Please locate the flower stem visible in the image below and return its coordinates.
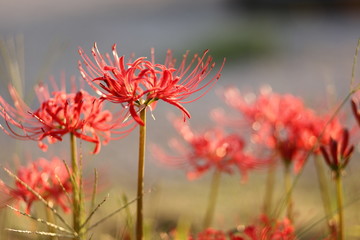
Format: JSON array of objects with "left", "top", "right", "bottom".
[
  {"left": 70, "top": 133, "right": 85, "bottom": 240},
  {"left": 284, "top": 163, "right": 293, "bottom": 222},
  {"left": 335, "top": 172, "right": 344, "bottom": 240},
  {"left": 314, "top": 155, "right": 333, "bottom": 233},
  {"left": 45, "top": 202, "right": 58, "bottom": 240},
  {"left": 203, "top": 169, "right": 221, "bottom": 229},
  {"left": 136, "top": 108, "right": 147, "bottom": 240},
  {"left": 263, "top": 162, "right": 276, "bottom": 216}
]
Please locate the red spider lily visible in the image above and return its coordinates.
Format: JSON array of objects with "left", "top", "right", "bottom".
[
  {"left": 78, "top": 43, "right": 224, "bottom": 126},
  {"left": 188, "top": 216, "right": 297, "bottom": 240},
  {"left": 152, "top": 118, "right": 265, "bottom": 180},
  {"left": 320, "top": 128, "right": 354, "bottom": 174},
  {"left": 0, "top": 76, "right": 135, "bottom": 154},
  {"left": 351, "top": 95, "right": 360, "bottom": 126},
  {"left": 238, "top": 215, "right": 297, "bottom": 240},
  {"left": 0, "top": 157, "right": 71, "bottom": 213},
  {"left": 302, "top": 114, "right": 344, "bottom": 154},
  {"left": 218, "top": 86, "right": 331, "bottom": 172}
]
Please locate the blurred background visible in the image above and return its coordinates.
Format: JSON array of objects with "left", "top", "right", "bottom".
[{"left": 1, "top": 0, "right": 360, "bottom": 238}]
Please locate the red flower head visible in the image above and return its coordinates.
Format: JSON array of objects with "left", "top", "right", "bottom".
[
  {"left": 351, "top": 94, "right": 360, "bottom": 127},
  {"left": 188, "top": 228, "right": 228, "bottom": 240},
  {"left": 188, "top": 215, "right": 297, "bottom": 240},
  {"left": 219, "top": 87, "right": 324, "bottom": 172},
  {"left": 152, "top": 118, "right": 264, "bottom": 180},
  {"left": 0, "top": 157, "right": 72, "bottom": 213},
  {"left": 320, "top": 128, "right": 354, "bottom": 175},
  {"left": 78, "top": 43, "right": 224, "bottom": 126},
  {"left": 223, "top": 215, "right": 297, "bottom": 240},
  {"left": 242, "top": 215, "right": 297, "bottom": 240},
  {"left": 0, "top": 76, "right": 134, "bottom": 154}
]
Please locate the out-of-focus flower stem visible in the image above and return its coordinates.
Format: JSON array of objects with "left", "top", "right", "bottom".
[
  {"left": 70, "top": 133, "right": 86, "bottom": 240},
  {"left": 335, "top": 172, "right": 344, "bottom": 240},
  {"left": 284, "top": 163, "right": 293, "bottom": 223},
  {"left": 263, "top": 162, "right": 276, "bottom": 216},
  {"left": 45, "top": 202, "right": 58, "bottom": 240},
  {"left": 314, "top": 155, "right": 333, "bottom": 233},
  {"left": 136, "top": 108, "right": 147, "bottom": 240},
  {"left": 203, "top": 169, "right": 221, "bottom": 229}
]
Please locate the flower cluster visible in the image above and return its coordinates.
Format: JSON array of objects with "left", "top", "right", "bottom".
[
  {"left": 153, "top": 118, "right": 264, "bottom": 180},
  {"left": 218, "top": 86, "right": 343, "bottom": 172},
  {"left": 237, "top": 215, "right": 297, "bottom": 240},
  {"left": 79, "top": 43, "right": 224, "bottom": 125},
  {"left": 0, "top": 157, "right": 71, "bottom": 213},
  {"left": 188, "top": 215, "right": 297, "bottom": 240},
  {"left": 0, "top": 43, "right": 223, "bottom": 240},
  {"left": 0, "top": 77, "right": 134, "bottom": 154}
]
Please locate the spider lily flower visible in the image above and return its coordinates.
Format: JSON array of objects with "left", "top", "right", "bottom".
[
  {"left": 0, "top": 157, "right": 71, "bottom": 213},
  {"left": 188, "top": 216, "right": 297, "bottom": 240},
  {"left": 218, "top": 87, "right": 327, "bottom": 172},
  {"left": 320, "top": 128, "right": 354, "bottom": 175},
  {"left": 238, "top": 215, "right": 297, "bottom": 240},
  {"left": 152, "top": 118, "right": 264, "bottom": 180},
  {"left": 0, "top": 77, "right": 135, "bottom": 154},
  {"left": 78, "top": 43, "right": 224, "bottom": 126},
  {"left": 351, "top": 95, "right": 360, "bottom": 127}
]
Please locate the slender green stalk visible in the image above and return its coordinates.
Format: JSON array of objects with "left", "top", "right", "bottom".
[
  {"left": 70, "top": 133, "right": 86, "bottom": 240},
  {"left": 3, "top": 167, "right": 73, "bottom": 231},
  {"left": 284, "top": 163, "right": 293, "bottom": 222},
  {"left": 45, "top": 202, "right": 59, "bottom": 240},
  {"left": 263, "top": 162, "right": 276, "bottom": 216},
  {"left": 272, "top": 40, "right": 360, "bottom": 220},
  {"left": 272, "top": 92, "right": 355, "bottom": 221},
  {"left": 203, "top": 169, "right": 222, "bottom": 229},
  {"left": 335, "top": 172, "right": 344, "bottom": 240},
  {"left": 86, "top": 197, "right": 139, "bottom": 232},
  {"left": 136, "top": 108, "right": 147, "bottom": 240},
  {"left": 88, "top": 169, "right": 98, "bottom": 227},
  {"left": 0, "top": 209, "right": 8, "bottom": 239},
  {"left": 6, "top": 205, "right": 74, "bottom": 235},
  {"left": 314, "top": 155, "right": 333, "bottom": 233},
  {"left": 122, "top": 194, "right": 135, "bottom": 240}
]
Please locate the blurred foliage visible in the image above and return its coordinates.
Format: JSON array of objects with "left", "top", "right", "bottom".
[
  {"left": 184, "top": 24, "right": 277, "bottom": 65},
  {"left": 225, "top": 0, "right": 360, "bottom": 12}
]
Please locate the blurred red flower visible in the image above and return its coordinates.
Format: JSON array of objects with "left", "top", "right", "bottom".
[
  {"left": 0, "top": 76, "right": 134, "bottom": 154},
  {"left": 78, "top": 43, "right": 224, "bottom": 126},
  {"left": 0, "top": 157, "right": 71, "bottom": 213},
  {"left": 320, "top": 128, "right": 354, "bottom": 174},
  {"left": 239, "top": 215, "right": 297, "bottom": 240},
  {"left": 152, "top": 118, "right": 265, "bottom": 180},
  {"left": 217, "top": 86, "right": 341, "bottom": 172},
  {"left": 188, "top": 215, "right": 297, "bottom": 240}
]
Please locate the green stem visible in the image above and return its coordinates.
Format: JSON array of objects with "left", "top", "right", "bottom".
[
  {"left": 273, "top": 91, "right": 355, "bottom": 220},
  {"left": 263, "top": 162, "right": 276, "bottom": 216},
  {"left": 45, "top": 202, "right": 58, "bottom": 240},
  {"left": 335, "top": 172, "right": 344, "bottom": 240},
  {"left": 203, "top": 169, "right": 222, "bottom": 229},
  {"left": 136, "top": 108, "right": 147, "bottom": 240},
  {"left": 314, "top": 155, "right": 333, "bottom": 233},
  {"left": 70, "top": 133, "right": 85, "bottom": 240},
  {"left": 284, "top": 163, "right": 293, "bottom": 222}
]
